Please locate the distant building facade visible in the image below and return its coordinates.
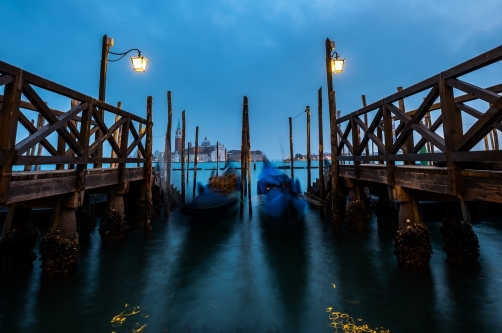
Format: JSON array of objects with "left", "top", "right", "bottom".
[{"left": 226, "top": 150, "right": 264, "bottom": 162}]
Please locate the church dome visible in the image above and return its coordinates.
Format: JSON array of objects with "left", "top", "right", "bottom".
[{"left": 201, "top": 136, "right": 210, "bottom": 147}]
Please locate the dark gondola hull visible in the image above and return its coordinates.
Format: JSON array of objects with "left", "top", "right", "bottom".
[{"left": 181, "top": 191, "right": 239, "bottom": 215}]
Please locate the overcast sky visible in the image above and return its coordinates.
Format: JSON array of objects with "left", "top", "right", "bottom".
[{"left": 2, "top": 0, "right": 502, "bottom": 160}]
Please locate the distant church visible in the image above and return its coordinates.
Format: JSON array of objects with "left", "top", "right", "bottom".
[{"left": 171, "top": 119, "right": 226, "bottom": 162}]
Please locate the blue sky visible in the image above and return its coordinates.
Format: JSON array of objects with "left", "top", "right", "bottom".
[{"left": 2, "top": 0, "right": 502, "bottom": 160}]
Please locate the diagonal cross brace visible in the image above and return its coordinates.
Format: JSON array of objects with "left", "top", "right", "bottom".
[
  {"left": 90, "top": 107, "right": 122, "bottom": 158},
  {"left": 386, "top": 103, "right": 445, "bottom": 152},
  {"left": 88, "top": 116, "right": 127, "bottom": 156},
  {"left": 391, "top": 84, "right": 439, "bottom": 154},
  {"left": 21, "top": 83, "right": 84, "bottom": 156},
  {"left": 454, "top": 95, "right": 502, "bottom": 152}
]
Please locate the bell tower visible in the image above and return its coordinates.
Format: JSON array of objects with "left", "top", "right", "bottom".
[{"left": 174, "top": 118, "right": 182, "bottom": 153}]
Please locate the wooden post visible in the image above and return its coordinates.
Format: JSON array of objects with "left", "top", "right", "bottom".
[
  {"left": 111, "top": 102, "right": 122, "bottom": 168},
  {"left": 328, "top": 91, "right": 339, "bottom": 215},
  {"left": 306, "top": 106, "right": 311, "bottom": 193},
  {"left": 361, "top": 95, "right": 370, "bottom": 162},
  {"left": 0, "top": 70, "right": 22, "bottom": 205},
  {"left": 181, "top": 110, "right": 186, "bottom": 206},
  {"left": 397, "top": 87, "right": 414, "bottom": 165},
  {"left": 240, "top": 97, "right": 247, "bottom": 216},
  {"left": 24, "top": 119, "right": 36, "bottom": 171},
  {"left": 351, "top": 116, "right": 360, "bottom": 182},
  {"left": 317, "top": 87, "right": 324, "bottom": 199},
  {"left": 163, "top": 91, "right": 172, "bottom": 214},
  {"left": 383, "top": 101, "right": 395, "bottom": 192},
  {"left": 246, "top": 105, "right": 252, "bottom": 216},
  {"left": 216, "top": 141, "right": 219, "bottom": 176},
  {"left": 193, "top": 126, "right": 199, "bottom": 199},
  {"left": 34, "top": 114, "right": 45, "bottom": 172},
  {"left": 144, "top": 96, "right": 153, "bottom": 233},
  {"left": 186, "top": 141, "right": 190, "bottom": 184},
  {"left": 289, "top": 117, "right": 294, "bottom": 179},
  {"left": 493, "top": 129, "right": 499, "bottom": 150},
  {"left": 137, "top": 123, "right": 143, "bottom": 167}
]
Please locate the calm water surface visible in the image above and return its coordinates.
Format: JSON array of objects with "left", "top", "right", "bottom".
[{"left": 1, "top": 161, "right": 502, "bottom": 332}]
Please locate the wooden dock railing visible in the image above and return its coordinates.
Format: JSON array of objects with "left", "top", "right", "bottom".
[
  {"left": 0, "top": 60, "right": 150, "bottom": 206},
  {"left": 334, "top": 44, "right": 502, "bottom": 202}
]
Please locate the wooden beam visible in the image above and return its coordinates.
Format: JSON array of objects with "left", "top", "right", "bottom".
[
  {"left": 17, "top": 111, "right": 58, "bottom": 156},
  {"left": 0, "top": 71, "right": 22, "bottom": 204},
  {"left": 357, "top": 106, "right": 383, "bottom": 157},
  {"left": 21, "top": 84, "right": 84, "bottom": 156},
  {"left": 337, "top": 121, "right": 353, "bottom": 155},
  {"left": 442, "top": 44, "right": 502, "bottom": 79},
  {"left": 446, "top": 78, "right": 501, "bottom": 104},
  {"left": 129, "top": 123, "right": 147, "bottom": 158},
  {"left": 90, "top": 107, "right": 122, "bottom": 159},
  {"left": 391, "top": 84, "right": 439, "bottom": 154},
  {"left": 454, "top": 96, "right": 502, "bottom": 152},
  {"left": 14, "top": 101, "right": 86, "bottom": 156},
  {"left": 88, "top": 116, "right": 127, "bottom": 156},
  {"left": 353, "top": 116, "right": 385, "bottom": 155},
  {"left": 0, "top": 74, "right": 13, "bottom": 87},
  {"left": 456, "top": 102, "right": 502, "bottom": 131},
  {"left": 412, "top": 116, "right": 443, "bottom": 154},
  {"left": 386, "top": 103, "right": 446, "bottom": 152}
]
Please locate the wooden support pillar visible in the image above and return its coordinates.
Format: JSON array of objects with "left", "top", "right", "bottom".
[
  {"left": 0, "top": 70, "right": 22, "bottom": 205},
  {"left": 289, "top": 116, "right": 294, "bottom": 179},
  {"left": 382, "top": 101, "right": 395, "bottom": 188},
  {"left": 144, "top": 96, "right": 153, "bottom": 232},
  {"left": 181, "top": 110, "right": 186, "bottom": 206},
  {"left": 246, "top": 104, "right": 252, "bottom": 216},
  {"left": 439, "top": 73, "right": 468, "bottom": 223},
  {"left": 193, "top": 126, "right": 199, "bottom": 199},
  {"left": 163, "top": 91, "right": 172, "bottom": 214},
  {"left": 361, "top": 95, "right": 370, "bottom": 162},
  {"left": 240, "top": 97, "right": 247, "bottom": 216},
  {"left": 306, "top": 106, "right": 311, "bottom": 193},
  {"left": 350, "top": 116, "right": 360, "bottom": 180},
  {"left": 216, "top": 141, "right": 219, "bottom": 176},
  {"left": 111, "top": 101, "right": 122, "bottom": 168},
  {"left": 397, "top": 87, "right": 414, "bottom": 165},
  {"left": 393, "top": 186, "right": 423, "bottom": 228},
  {"left": 318, "top": 87, "right": 324, "bottom": 199}
]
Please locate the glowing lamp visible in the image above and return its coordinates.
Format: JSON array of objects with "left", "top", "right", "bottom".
[
  {"left": 331, "top": 57, "right": 344, "bottom": 74},
  {"left": 130, "top": 55, "right": 149, "bottom": 72}
]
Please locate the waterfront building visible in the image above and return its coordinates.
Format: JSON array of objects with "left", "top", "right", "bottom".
[{"left": 226, "top": 150, "right": 264, "bottom": 162}]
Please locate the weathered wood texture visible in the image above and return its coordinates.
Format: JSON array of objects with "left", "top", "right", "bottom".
[
  {"left": 0, "top": 60, "right": 150, "bottom": 206},
  {"left": 331, "top": 44, "right": 502, "bottom": 204}
]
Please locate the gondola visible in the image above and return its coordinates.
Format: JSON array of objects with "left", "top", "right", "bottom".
[
  {"left": 181, "top": 165, "right": 240, "bottom": 215},
  {"left": 257, "top": 158, "right": 307, "bottom": 223}
]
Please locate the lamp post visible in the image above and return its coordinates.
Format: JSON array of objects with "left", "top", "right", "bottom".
[
  {"left": 96, "top": 34, "right": 148, "bottom": 167},
  {"left": 324, "top": 38, "right": 345, "bottom": 226}
]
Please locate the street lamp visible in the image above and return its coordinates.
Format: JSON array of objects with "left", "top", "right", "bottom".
[
  {"left": 324, "top": 38, "right": 344, "bottom": 226},
  {"left": 96, "top": 34, "right": 148, "bottom": 167}
]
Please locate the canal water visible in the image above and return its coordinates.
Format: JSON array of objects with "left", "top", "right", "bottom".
[{"left": 1, "top": 161, "right": 502, "bottom": 332}]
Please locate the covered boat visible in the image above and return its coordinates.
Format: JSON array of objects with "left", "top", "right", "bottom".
[
  {"left": 181, "top": 165, "right": 240, "bottom": 215},
  {"left": 257, "top": 158, "right": 306, "bottom": 222}
]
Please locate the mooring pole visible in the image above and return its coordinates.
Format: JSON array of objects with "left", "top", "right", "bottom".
[
  {"left": 240, "top": 97, "right": 247, "bottom": 216},
  {"left": 164, "top": 91, "right": 172, "bottom": 214},
  {"left": 137, "top": 123, "right": 143, "bottom": 167},
  {"left": 193, "top": 126, "right": 199, "bottom": 199},
  {"left": 289, "top": 117, "right": 294, "bottom": 179},
  {"left": 181, "top": 110, "right": 186, "bottom": 206},
  {"left": 318, "top": 87, "right": 324, "bottom": 200},
  {"left": 306, "top": 106, "right": 311, "bottom": 194},
  {"left": 187, "top": 141, "right": 190, "bottom": 184},
  {"left": 216, "top": 141, "right": 219, "bottom": 176},
  {"left": 34, "top": 114, "right": 45, "bottom": 172},
  {"left": 325, "top": 38, "right": 339, "bottom": 227},
  {"left": 246, "top": 105, "right": 252, "bottom": 216},
  {"left": 361, "top": 95, "right": 370, "bottom": 162},
  {"left": 145, "top": 96, "right": 153, "bottom": 233}
]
